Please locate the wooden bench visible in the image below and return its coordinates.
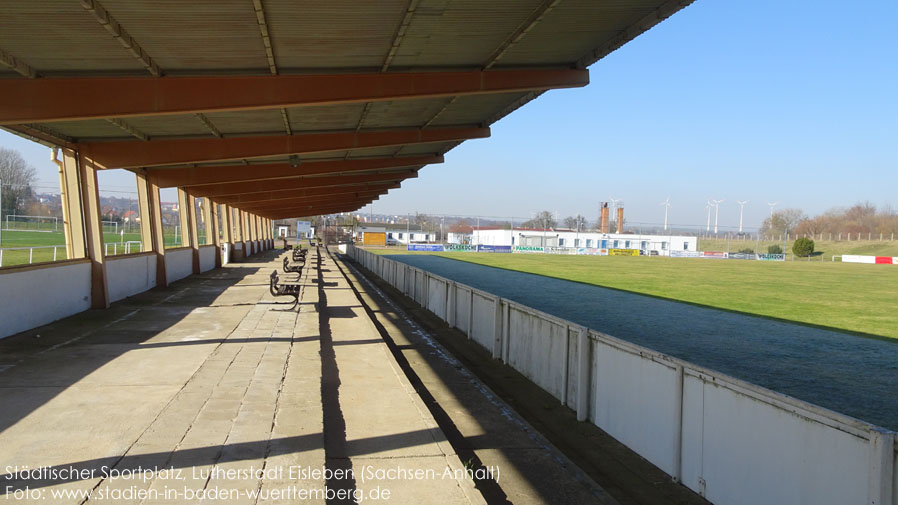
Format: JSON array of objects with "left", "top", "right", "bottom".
[{"left": 269, "top": 270, "right": 301, "bottom": 310}]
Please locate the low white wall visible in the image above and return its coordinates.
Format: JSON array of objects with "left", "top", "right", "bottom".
[
  {"left": 107, "top": 254, "right": 156, "bottom": 303},
  {"left": 0, "top": 261, "right": 91, "bottom": 339},
  {"left": 165, "top": 248, "right": 193, "bottom": 285},
  {"left": 348, "top": 246, "right": 897, "bottom": 505},
  {"left": 199, "top": 245, "right": 216, "bottom": 272}
]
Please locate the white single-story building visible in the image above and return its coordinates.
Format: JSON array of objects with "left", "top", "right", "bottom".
[
  {"left": 472, "top": 227, "right": 698, "bottom": 255},
  {"left": 356, "top": 224, "right": 436, "bottom": 245}
]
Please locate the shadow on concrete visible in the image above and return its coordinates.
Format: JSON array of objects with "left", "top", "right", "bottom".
[
  {"left": 339, "top": 253, "right": 711, "bottom": 505},
  {"left": 316, "top": 251, "right": 358, "bottom": 505},
  {"left": 0, "top": 250, "right": 282, "bottom": 436},
  {"left": 0, "top": 429, "right": 440, "bottom": 492}
]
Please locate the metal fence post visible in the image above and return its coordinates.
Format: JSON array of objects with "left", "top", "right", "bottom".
[
  {"left": 493, "top": 297, "right": 503, "bottom": 359},
  {"left": 467, "top": 289, "right": 474, "bottom": 339},
  {"left": 673, "top": 364, "right": 685, "bottom": 483},
  {"left": 576, "top": 326, "right": 590, "bottom": 422},
  {"left": 867, "top": 428, "right": 894, "bottom": 505}
]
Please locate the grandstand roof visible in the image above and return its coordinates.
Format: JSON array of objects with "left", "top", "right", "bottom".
[{"left": 0, "top": 0, "right": 693, "bottom": 218}]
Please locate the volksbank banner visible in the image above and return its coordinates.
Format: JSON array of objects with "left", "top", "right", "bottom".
[
  {"left": 407, "top": 244, "right": 444, "bottom": 252},
  {"left": 757, "top": 253, "right": 786, "bottom": 261},
  {"left": 444, "top": 244, "right": 476, "bottom": 252},
  {"left": 477, "top": 245, "right": 512, "bottom": 253}
]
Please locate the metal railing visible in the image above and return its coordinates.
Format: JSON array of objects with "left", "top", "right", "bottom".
[
  {"left": 104, "top": 241, "right": 142, "bottom": 257},
  {"left": 0, "top": 245, "right": 65, "bottom": 267}
]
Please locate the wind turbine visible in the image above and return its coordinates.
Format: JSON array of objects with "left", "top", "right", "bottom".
[
  {"left": 711, "top": 199, "right": 724, "bottom": 234},
  {"left": 736, "top": 200, "right": 749, "bottom": 233},
  {"left": 767, "top": 202, "right": 778, "bottom": 219},
  {"left": 660, "top": 197, "right": 671, "bottom": 231},
  {"left": 705, "top": 200, "right": 712, "bottom": 233}
]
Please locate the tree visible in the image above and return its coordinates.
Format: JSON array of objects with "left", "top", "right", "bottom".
[
  {"left": 0, "top": 147, "right": 37, "bottom": 216},
  {"left": 522, "top": 210, "right": 556, "bottom": 229},
  {"left": 792, "top": 237, "right": 814, "bottom": 257},
  {"left": 760, "top": 208, "right": 805, "bottom": 236},
  {"left": 563, "top": 214, "right": 588, "bottom": 231},
  {"left": 767, "top": 244, "right": 783, "bottom": 254}
]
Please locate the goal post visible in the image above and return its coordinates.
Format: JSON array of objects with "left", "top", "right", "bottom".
[{"left": 3, "top": 215, "right": 59, "bottom": 232}]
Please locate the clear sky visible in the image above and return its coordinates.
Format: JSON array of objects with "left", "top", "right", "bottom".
[{"left": 2, "top": 0, "right": 895, "bottom": 231}]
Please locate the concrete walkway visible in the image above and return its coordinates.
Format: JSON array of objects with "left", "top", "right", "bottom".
[{"left": 0, "top": 248, "right": 483, "bottom": 504}]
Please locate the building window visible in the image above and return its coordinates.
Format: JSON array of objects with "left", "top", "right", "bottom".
[
  {"left": 662, "top": 242, "right": 668, "bottom": 250},
  {"left": 625, "top": 240, "right": 630, "bottom": 249},
  {"left": 398, "top": 233, "right": 403, "bottom": 239},
  {"left": 586, "top": 239, "right": 592, "bottom": 247},
  {"left": 574, "top": 238, "right": 580, "bottom": 247},
  {"left": 641, "top": 241, "right": 648, "bottom": 250},
  {"left": 559, "top": 238, "right": 565, "bottom": 247},
  {"left": 684, "top": 241, "right": 689, "bottom": 250},
  {"left": 613, "top": 240, "right": 619, "bottom": 248},
  {"left": 387, "top": 233, "right": 393, "bottom": 239}
]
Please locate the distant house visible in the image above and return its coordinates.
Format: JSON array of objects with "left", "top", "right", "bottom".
[
  {"left": 122, "top": 210, "right": 138, "bottom": 223},
  {"left": 356, "top": 224, "right": 435, "bottom": 245}
]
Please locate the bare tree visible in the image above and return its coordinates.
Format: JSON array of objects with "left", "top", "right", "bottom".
[
  {"left": 523, "top": 210, "right": 556, "bottom": 229},
  {"left": 0, "top": 147, "right": 37, "bottom": 215},
  {"left": 563, "top": 214, "right": 588, "bottom": 231},
  {"left": 760, "top": 208, "right": 805, "bottom": 236}
]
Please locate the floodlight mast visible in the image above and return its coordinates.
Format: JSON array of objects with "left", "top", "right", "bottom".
[
  {"left": 737, "top": 200, "right": 749, "bottom": 233},
  {"left": 767, "top": 202, "right": 778, "bottom": 219}
]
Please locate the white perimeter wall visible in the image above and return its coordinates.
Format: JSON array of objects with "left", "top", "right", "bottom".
[
  {"left": 0, "top": 261, "right": 91, "bottom": 339},
  {"left": 107, "top": 254, "right": 156, "bottom": 303},
  {"left": 199, "top": 246, "right": 216, "bottom": 272},
  {"left": 349, "top": 246, "right": 896, "bottom": 505},
  {"left": 165, "top": 248, "right": 193, "bottom": 284}
]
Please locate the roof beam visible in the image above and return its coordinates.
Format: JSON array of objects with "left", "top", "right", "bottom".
[
  {"left": 105, "top": 118, "right": 148, "bottom": 141},
  {"left": 79, "top": 0, "right": 161, "bottom": 77},
  {"left": 239, "top": 192, "right": 385, "bottom": 212},
  {"left": 214, "top": 182, "right": 400, "bottom": 205},
  {"left": 78, "top": 127, "right": 486, "bottom": 168},
  {"left": 0, "top": 48, "right": 38, "bottom": 78},
  {"left": 483, "top": 0, "right": 562, "bottom": 69},
  {"left": 262, "top": 202, "right": 371, "bottom": 219},
  {"left": 189, "top": 170, "right": 416, "bottom": 198},
  {"left": 0, "top": 69, "right": 588, "bottom": 124},
  {"left": 148, "top": 155, "right": 441, "bottom": 188}
]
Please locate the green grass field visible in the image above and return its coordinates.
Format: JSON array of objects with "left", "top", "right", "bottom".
[
  {"left": 369, "top": 248, "right": 898, "bottom": 340},
  {"left": 696, "top": 237, "right": 898, "bottom": 258}
]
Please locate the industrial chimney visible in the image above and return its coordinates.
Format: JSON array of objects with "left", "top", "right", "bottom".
[
  {"left": 600, "top": 203, "right": 610, "bottom": 234},
  {"left": 616, "top": 206, "right": 624, "bottom": 233}
]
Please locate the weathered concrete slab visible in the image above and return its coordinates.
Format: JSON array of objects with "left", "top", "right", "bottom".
[{"left": 0, "top": 248, "right": 486, "bottom": 505}]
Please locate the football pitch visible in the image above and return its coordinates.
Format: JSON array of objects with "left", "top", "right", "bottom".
[
  {"left": 371, "top": 249, "right": 898, "bottom": 340},
  {"left": 0, "top": 229, "right": 192, "bottom": 267}
]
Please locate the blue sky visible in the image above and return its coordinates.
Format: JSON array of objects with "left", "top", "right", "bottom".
[{"left": 2, "top": 0, "right": 896, "bottom": 230}]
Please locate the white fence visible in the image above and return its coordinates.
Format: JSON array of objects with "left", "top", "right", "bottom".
[
  {"left": 348, "top": 245, "right": 896, "bottom": 505},
  {"left": 0, "top": 245, "right": 66, "bottom": 266}
]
